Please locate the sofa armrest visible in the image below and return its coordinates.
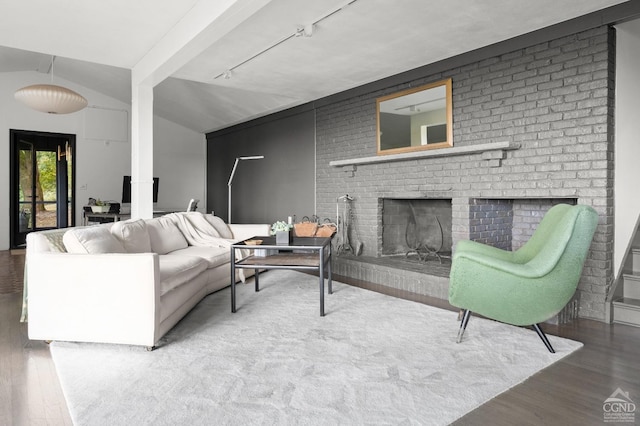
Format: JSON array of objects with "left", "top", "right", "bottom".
[
  {"left": 229, "top": 223, "right": 271, "bottom": 241},
  {"left": 27, "top": 252, "right": 161, "bottom": 347}
]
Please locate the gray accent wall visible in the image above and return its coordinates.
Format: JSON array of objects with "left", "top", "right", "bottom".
[{"left": 206, "top": 108, "right": 315, "bottom": 225}]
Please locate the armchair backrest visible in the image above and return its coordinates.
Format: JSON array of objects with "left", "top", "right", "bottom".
[{"left": 512, "top": 204, "right": 597, "bottom": 270}]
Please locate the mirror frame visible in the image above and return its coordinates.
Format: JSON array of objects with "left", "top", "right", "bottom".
[{"left": 376, "top": 78, "right": 453, "bottom": 155}]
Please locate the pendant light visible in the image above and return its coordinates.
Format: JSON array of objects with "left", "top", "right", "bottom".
[{"left": 14, "top": 56, "right": 88, "bottom": 114}]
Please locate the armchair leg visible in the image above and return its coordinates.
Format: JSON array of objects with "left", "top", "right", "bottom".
[
  {"left": 532, "top": 324, "right": 555, "bottom": 353},
  {"left": 456, "top": 310, "right": 472, "bottom": 343}
]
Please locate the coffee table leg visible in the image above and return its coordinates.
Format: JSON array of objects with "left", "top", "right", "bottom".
[
  {"left": 328, "top": 250, "right": 333, "bottom": 295},
  {"left": 231, "top": 250, "right": 236, "bottom": 313},
  {"left": 255, "top": 269, "right": 260, "bottom": 292},
  {"left": 319, "top": 249, "right": 325, "bottom": 316}
]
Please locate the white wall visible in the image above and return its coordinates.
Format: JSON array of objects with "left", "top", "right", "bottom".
[
  {"left": 614, "top": 19, "right": 640, "bottom": 276},
  {"left": 0, "top": 71, "right": 205, "bottom": 250},
  {"left": 153, "top": 116, "right": 206, "bottom": 212}
]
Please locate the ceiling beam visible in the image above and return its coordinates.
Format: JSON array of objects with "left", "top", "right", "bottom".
[
  {"left": 128, "top": 0, "right": 271, "bottom": 218},
  {"left": 132, "top": 0, "right": 272, "bottom": 87}
]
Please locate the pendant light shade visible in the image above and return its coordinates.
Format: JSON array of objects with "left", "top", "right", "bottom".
[{"left": 14, "top": 84, "right": 88, "bottom": 114}]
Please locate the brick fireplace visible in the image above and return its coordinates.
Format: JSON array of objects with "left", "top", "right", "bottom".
[{"left": 315, "top": 25, "right": 613, "bottom": 321}]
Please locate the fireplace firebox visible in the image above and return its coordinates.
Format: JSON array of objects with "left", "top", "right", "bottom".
[{"left": 381, "top": 198, "right": 453, "bottom": 261}]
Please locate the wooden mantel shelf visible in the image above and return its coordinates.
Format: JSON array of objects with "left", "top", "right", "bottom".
[{"left": 329, "top": 141, "right": 521, "bottom": 167}]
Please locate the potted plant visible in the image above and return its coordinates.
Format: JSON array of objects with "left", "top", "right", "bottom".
[
  {"left": 271, "top": 220, "right": 293, "bottom": 245},
  {"left": 91, "top": 199, "right": 111, "bottom": 213}
]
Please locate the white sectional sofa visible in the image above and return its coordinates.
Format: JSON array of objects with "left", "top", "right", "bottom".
[{"left": 24, "top": 212, "right": 269, "bottom": 349}]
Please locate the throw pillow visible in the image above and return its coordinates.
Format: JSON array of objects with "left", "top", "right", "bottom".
[
  {"left": 204, "top": 215, "right": 234, "bottom": 239},
  {"left": 63, "top": 226, "right": 127, "bottom": 254},
  {"left": 44, "top": 231, "right": 67, "bottom": 253},
  {"left": 110, "top": 219, "right": 152, "bottom": 253},
  {"left": 146, "top": 217, "right": 189, "bottom": 254}
]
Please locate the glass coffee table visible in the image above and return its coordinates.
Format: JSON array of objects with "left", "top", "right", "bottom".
[{"left": 230, "top": 236, "right": 333, "bottom": 316}]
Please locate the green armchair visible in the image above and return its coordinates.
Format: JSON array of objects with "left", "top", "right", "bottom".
[{"left": 448, "top": 204, "right": 598, "bottom": 352}]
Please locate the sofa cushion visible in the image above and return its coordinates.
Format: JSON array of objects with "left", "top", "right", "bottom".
[
  {"left": 63, "top": 226, "right": 126, "bottom": 254},
  {"left": 167, "top": 246, "right": 230, "bottom": 269},
  {"left": 146, "top": 217, "right": 189, "bottom": 255},
  {"left": 204, "top": 215, "right": 234, "bottom": 239},
  {"left": 158, "top": 255, "right": 208, "bottom": 295},
  {"left": 110, "top": 219, "right": 152, "bottom": 253}
]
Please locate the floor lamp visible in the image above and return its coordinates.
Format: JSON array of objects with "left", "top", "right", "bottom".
[{"left": 227, "top": 155, "right": 264, "bottom": 223}]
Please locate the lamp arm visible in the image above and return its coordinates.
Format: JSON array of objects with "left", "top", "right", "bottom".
[
  {"left": 227, "top": 155, "right": 264, "bottom": 223},
  {"left": 227, "top": 158, "right": 240, "bottom": 222},
  {"left": 227, "top": 158, "right": 240, "bottom": 187}
]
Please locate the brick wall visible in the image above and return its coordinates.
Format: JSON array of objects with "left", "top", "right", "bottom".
[
  {"left": 316, "top": 26, "right": 614, "bottom": 321},
  {"left": 511, "top": 198, "right": 577, "bottom": 249},
  {"left": 468, "top": 199, "right": 513, "bottom": 250}
]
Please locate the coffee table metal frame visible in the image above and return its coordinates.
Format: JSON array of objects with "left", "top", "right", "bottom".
[{"left": 230, "top": 236, "right": 333, "bottom": 316}]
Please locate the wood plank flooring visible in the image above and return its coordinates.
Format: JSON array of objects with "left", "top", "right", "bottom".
[
  {"left": 1, "top": 249, "right": 639, "bottom": 425},
  {"left": 0, "top": 250, "right": 72, "bottom": 426}
]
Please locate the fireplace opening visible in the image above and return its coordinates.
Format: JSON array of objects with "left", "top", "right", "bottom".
[{"left": 381, "top": 198, "right": 453, "bottom": 262}]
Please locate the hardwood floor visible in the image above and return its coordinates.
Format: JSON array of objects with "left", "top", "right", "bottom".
[
  {"left": 0, "top": 250, "right": 72, "bottom": 426},
  {"left": 1, "top": 249, "right": 638, "bottom": 425}
]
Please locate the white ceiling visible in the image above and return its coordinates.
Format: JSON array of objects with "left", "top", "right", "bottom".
[{"left": 0, "top": 0, "right": 629, "bottom": 134}]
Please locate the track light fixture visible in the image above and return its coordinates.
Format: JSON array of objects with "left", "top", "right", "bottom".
[
  {"left": 295, "top": 24, "right": 313, "bottom": 37},
  {"left": 213, "top": 0, "right": 358, "bottom": 80}
]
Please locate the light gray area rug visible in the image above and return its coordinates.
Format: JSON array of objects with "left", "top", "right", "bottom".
[{"left": 51, "top": 270, "right": 582, "bottom": 425}]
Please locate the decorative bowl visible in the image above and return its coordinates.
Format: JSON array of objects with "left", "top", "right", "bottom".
[
  {"left": 245, "top": 239, "right": 263, "bottom": 245},
  {"left": 91, "top": 205, "right": 110, "bottom": 213}
]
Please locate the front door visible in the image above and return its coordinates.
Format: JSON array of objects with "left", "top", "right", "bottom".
[{"left": 10, "top": 130, "right": 75, "bottom": 248}]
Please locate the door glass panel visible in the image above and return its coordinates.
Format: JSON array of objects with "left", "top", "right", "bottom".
[
  {"left": 68, "top": 159, "right": 73, "bottom": 226},
  {"left": 35, "top": 150, "right": 58, "bottom": 228},
  {"left": 18, "top": 144, "right": 34, "bottom": 233}
]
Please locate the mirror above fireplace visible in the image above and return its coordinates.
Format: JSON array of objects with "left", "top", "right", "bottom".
[{"left": 377, "top": 78, "right": 453, "bottom": 155}]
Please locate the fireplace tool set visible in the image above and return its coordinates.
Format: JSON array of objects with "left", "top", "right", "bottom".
[{"left": 335, "top": 194, "right": 363, "bottom": 256}]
